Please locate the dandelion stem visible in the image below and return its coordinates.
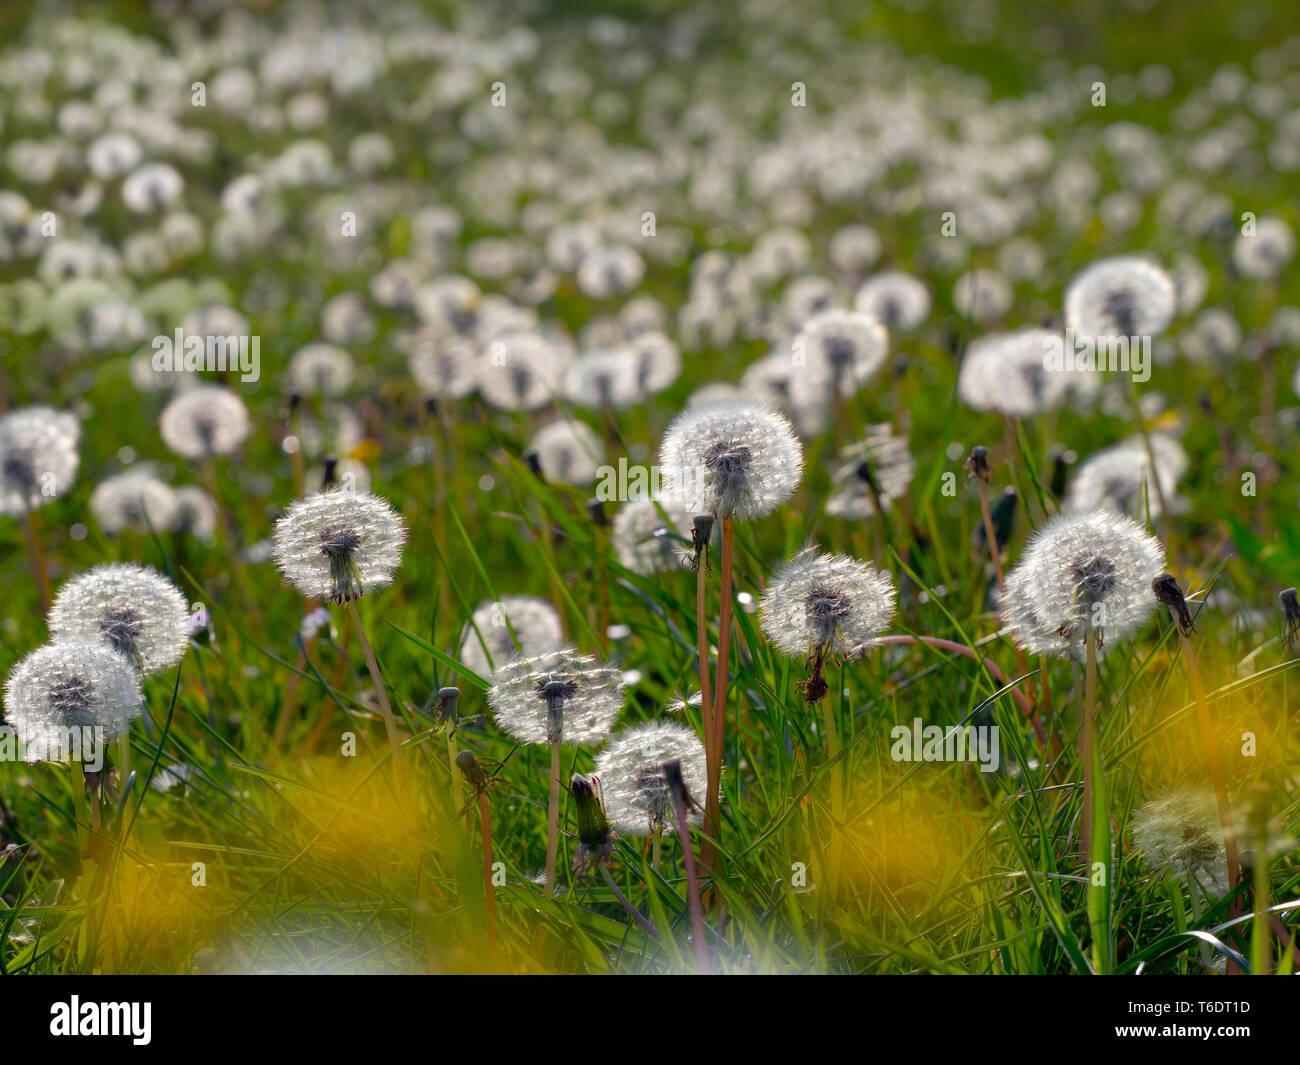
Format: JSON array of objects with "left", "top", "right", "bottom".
[
  {"left": 1083, "top": 635, "right": 1111, "bottom": 974},
  {"left": 476, "top": 789, "right": 497, "bottom": 944},
  {"left": 344, "top": 601, "right": 412, "bottom": 806},
  {"left": 545, "top": 739, "right": 561, "bottom": 892},
  {"left": 671, "top": 776, "right": 710, "bottom": 974},
  {"left": 704, "top": 517, "right": 735, "bottom": 874},
  {"left": 696, "top": 538, "right": 717, "bottom": 867},
  {"left": 1251, "top": 818, "right": 1270, "bottom": 975},
  {"left": 20, "top": 502, "right": 51, "bottom": 614},
  {"left": 820, "top": 684, "right": 843, "bottom": 894},
  {"left": 600, "top": 863, "right": 659, "bottom": 941},
  {"left": 1175, "top": 623, "right": 1242, "bottom": 964}
]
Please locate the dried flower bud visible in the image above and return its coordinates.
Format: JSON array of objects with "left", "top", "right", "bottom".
[
  {"left": 1152, "top": 572, "right": 1195, "bottom": 638},
  {"left": 1280, "top": 588, "right": 1300, "bottom": 652},
  {"left": 437, "top": 686, "right": 460, "bottom": 724},
  {"left": 965, "top": 445, "right": 991, "bottom": 482}
]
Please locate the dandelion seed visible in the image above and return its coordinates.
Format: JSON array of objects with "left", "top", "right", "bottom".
[
  {"left": 594, "top": 720, "right": 708, "bottom": 837},
  {"left": 658, "top": 399, "right": 803, "bottom": 521},
  {"left": 1000, "top": 508, "right": 1165, "bottom": 659},
  {"left": 3, "top": 638, "right": 143, "bottom": 760},
  {"left": 271, "top": 488, "right": 407, "bottom": 604},
  {"left": 173, "top": 485, "right": 218, "bottom": 542},
  {"left": 486, "top": 647, "right": 623, "bottom": 746},
  {"left": 160, "top": 385, "right": 252, "bottom": 460},
  {"left": 48, "top": 563, "right": 191, "bottom": 675},
  {"left": 458, "top": 595, "right": 564, "bottom": 678}
]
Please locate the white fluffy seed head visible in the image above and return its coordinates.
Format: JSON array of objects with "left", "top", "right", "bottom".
[
  {"left": 1132, "top": 790, "right": 1229, "bottom": 895},
  {"left": 1065, "top": 255, "right": 1177, "bottom": 340},
  {"left": 478, "top": 332, "right": 571, "bottom": 411},
  {"left": 48, "top": 562, "right": 191, "bottom": 676},
  {"left": 287, "top": 342, "right": 354, "bottom": 397},
  {"left": 89, "top": 471, "right": 180, "bottom": 535},
  {"left": 789, "top": 310, "right": 889, "bottom": 408},
  {"left": 593, "top": 720, "right": 708, "bottom": 836},
  {"left": 958, "top": 328, "right": 1075, "bottom": 418},
  {"left": 0, "top": 405, "right": 80, "bottom": 516},
  {"left": 826, "top": 427, "right": 915, "bottom": 519},
  {"left": 658, "top": 399, "right": 803, "bottom": 521},
  {"left": 487, "top": 647, "right": 623, "bottom": 746},
  {"left": 160, "top": 384, "right": 252, "bottom": 459},
  {"left": 854, "top": 271, "right": 930, "bottom": 331},
  {"left": 1000, "top": 508, "right": 1165, "bottom": 660},
  {"left": 566, "top": 349, "right": 646, "bottom": 411},
  {"left": 760, "top": 548, "right": 896, "bottom": 657},
  {"left": 610, "top": 498, "right": 693, "bottom": 575},
  {"left": 4, "top": 638, "right": 143, "bottom": 759},
  {"left": 458, "top": 595, "right": 565, "bottom": 678},
  {"left": 1064, "top": 434, "right": 1188, "bottom": 520},
  {"left": 527, "top": 418, "right": 604, "bottom": 485},
  {"left": 271, "top": 488, "right": 407, "bottom": 603}
]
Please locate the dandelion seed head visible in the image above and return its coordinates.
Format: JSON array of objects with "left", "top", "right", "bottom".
[
  {"left": 610, "top": 498, "right": 693, "bottom": 575},
  {"left": 825, "top": 426, "right": 915, "bottom": 519},
  {"left": 487, "top": 647, "right": 622, "bottom": 746},
  {"left": 89, "top": 470, "right": 180, "bottom": 535},
  {"left": 1064, "top": 434, "right": 1188, "bottom": 520},
  {"left": 1132, "top": 790, "right": 1229, "bottom": 894},
  {"left": 1232, "top": 217, "right": 1295, "bottom": 280},
  {"left": 658, "top": 399, "right": 802, "bottom": 521},
  {"left": 594, "top": 720, "right": 708, "bottom": 836},
  {"left": 853, "top": 271, "right": 931, "bottom": 331},
  {"left": 1000, "top": 508, "right": 1165, "bottom": 660},
  {"left": 566, "top": 348, "right": 645, "bottom": 410},
  {"left": 48, "top": 562, "right": 191, "bottom": 675},
  {"left": 287, "top": 342, "right": 354, "bottom": 397},
  {"left": 527, "top": 418, "right": 604, "bottom": 485},
  {"left": 160, "top": 385, "right": 252, "bottom": 460},
  {"left": 789, "top": 310, "right": 889, "bottom": 407},
  {"left": 3, "top": 638, "right": 143, "bottom": 760},
  {"left": 0, "top": 406, "right": 80, "bottom": 516},
  {"left": 272, "top": 488, "right": 407, "bottom": 603},
  {"left": 958, "top": 328, "right": 1073, "bottom": 418},
  {"left": 478, "top": 332, "right": 571, "bottom": 412},
  {"left": 1065, "top": 255, "right": 1177, "bottom": 340},
  {"left": 760, "top": 548, "right": 896, "bottom": 657},
  {"left": 458, "top": 595, "right": 565, "bottom": 678}
]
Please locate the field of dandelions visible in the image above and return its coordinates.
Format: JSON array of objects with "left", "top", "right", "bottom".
[{"left": 1, "top": 1, "right": 1299, "bottom": 976}]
